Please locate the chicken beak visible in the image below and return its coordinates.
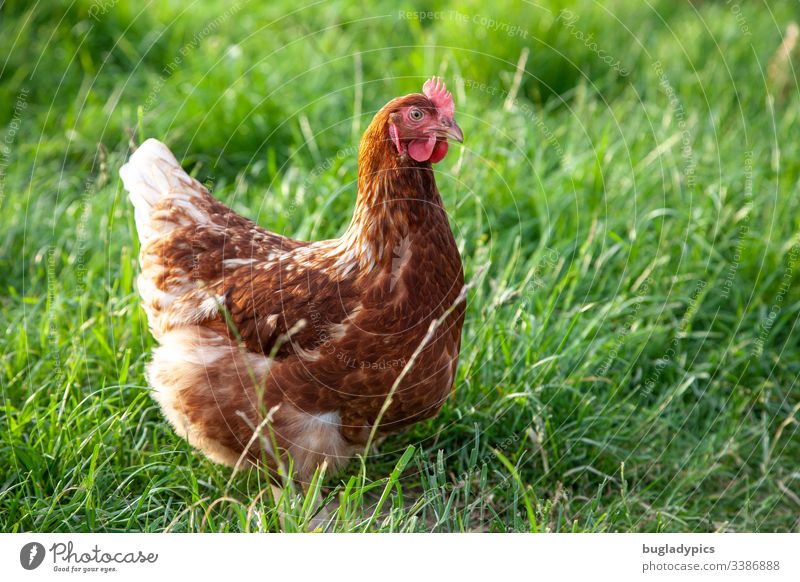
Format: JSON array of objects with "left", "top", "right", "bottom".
[{"left": 439, "top": 120, "right": 464, "bottom": 143}]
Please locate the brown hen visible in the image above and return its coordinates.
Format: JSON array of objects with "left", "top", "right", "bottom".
[{"left": 119, "top": 78, "right": 465, "bottom": 481}]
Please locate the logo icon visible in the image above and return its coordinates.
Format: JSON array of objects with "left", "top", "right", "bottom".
[{"left": 20, "top": 542, "right": 46, "bottom": 570}]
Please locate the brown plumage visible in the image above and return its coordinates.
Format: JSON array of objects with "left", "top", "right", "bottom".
[{"left": 120, "top": 78, "right": 465, "bottom": 481}]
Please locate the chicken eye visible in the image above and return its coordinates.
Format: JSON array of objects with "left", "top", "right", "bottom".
[{"left": 409, "top": 108, "right": 424, "bottom": 121}]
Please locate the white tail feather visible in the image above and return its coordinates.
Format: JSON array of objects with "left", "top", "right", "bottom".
[{"left": 119, "top": 138, "right": 207, "bottom": 245}]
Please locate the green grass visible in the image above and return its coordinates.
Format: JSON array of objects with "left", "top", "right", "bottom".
[{"left": 1, "top": 0, "right": 799, "bottom": 532}]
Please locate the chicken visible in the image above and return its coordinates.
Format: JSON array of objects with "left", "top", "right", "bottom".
[{"left": 119, "top": 78, "right": 465, "bottom": 481}]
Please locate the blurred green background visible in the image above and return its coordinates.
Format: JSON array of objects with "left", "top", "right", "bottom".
[{"left": 1, "top": 0, "right": 799, "bottom": 532}]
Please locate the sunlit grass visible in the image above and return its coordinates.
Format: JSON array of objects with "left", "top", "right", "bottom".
[{"left": 1, "top": 0, "right": 798, "bottom": 532}]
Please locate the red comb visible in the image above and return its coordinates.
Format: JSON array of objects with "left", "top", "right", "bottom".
[{"left": 422, "top": 77, "right": 454, "bottom": 117}]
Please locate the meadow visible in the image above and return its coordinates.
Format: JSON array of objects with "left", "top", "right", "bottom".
[{"left": 1, "top": 0, "right": 799, "bottom": 532}]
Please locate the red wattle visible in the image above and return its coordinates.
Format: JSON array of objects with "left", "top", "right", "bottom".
[
  {"left": 429, "top": 140, "right": 449, "bottom": 163},
  {"left": 408, "top": 135, "right": 436, "bottom": 162},
  {"left": 389, "top": 124, "right": 402, "bottom": 154}
]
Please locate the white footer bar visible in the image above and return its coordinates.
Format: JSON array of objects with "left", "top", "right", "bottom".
[{"left": 2, "top": 533, "right": 798, "bottom": 581}]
